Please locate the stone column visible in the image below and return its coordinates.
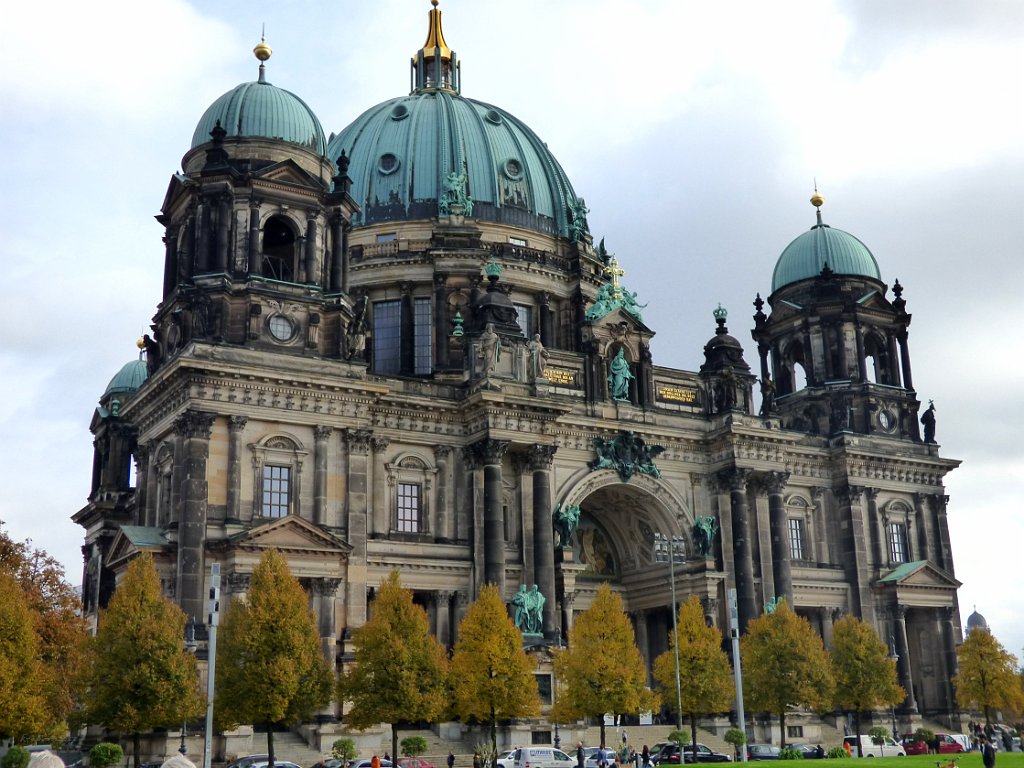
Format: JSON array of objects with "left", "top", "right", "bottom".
[
  {"left": 453, "top": 591, "right": 469, "bottom": 645},
  {"left": 894, "top": 605, "right": 918, "bottom": 712},
  {"left": 434, "top": 273, "right": 449, "bottom": 369},
  {"left": 400, "top": 281, "right": 414, "bottom": 376},
  {"left": 248, "top": 199, "right": 261, "bottom": 274},
  {"left": 174, "top": 410, "right": 215, "bottom": 623},
  {"left": 811, "top": 486, "right": 830, "bottom": 564},
  {"left": 720, "top": 468, "right": 756, "bottom": 633},
  {"left": 312, "top": 426, "right": 332, "bottom": 525},
  {"left": 371, "top": 437, "right": 391, "bottom": 536},
  {"left": 433, "top": 446, "right": 452, "bottom": 541},
  {"left": 836, "top": 485, "right": 874, "bottom": 622},
  {"left": 540, "top": 291, "right": 554, "bottom": 348},
  {"left": 344, "top": 429, "right": 372, "bottom": 627},
  {"left": 934, "top": 494, "right": 954, "bottom": 573},
  {"left": 820, "top": 607, "right": 837, "bottom": 649},
  {"left": 316, "top": 578, "right": 342, "bottom": 661},
  {"left": 329, "top": 214, "right": 344, "bottom": 292},
  {"left": 854, "top": 321, "right": 867, "bottom": 382},
  {"left": 635, "top": 608, "right": 651, "bottom": 682},
  {"left": 162, "top": 228, "right": 178, "bottom": 299},
  {"left": 195, "top": 201, "right": 210, "bottom": 274},
  {"left": 765, "top": 471, "right": 793, "bottom": 606},
  {"left": 887, "top": 333, "right": 903, "bottom": 387},
  {"left": 529, "top": 444, "right": 558, "bottom": 638},
  {"left": 216, "top": 194, "right": 230, "bottom": 273},
  {"left": 912, "top": 492, "right": 931, "bottom": 563},
  {"left": 898, "top": 331, "right": 914, "bottom": 391},
  {"left": 143, "top": 442, "right": 159, "bottom": 526},
  {"left": 304, "top": 210, "right": 318, "bottom": 287},
  {"left": 436, "top": 590, "right": 454, "bottom": 647},
  {"left": 941, "top": 607, "right": 959, "bottom": 713},
  {"left": 226, "top": 416, "right": 247, "bottom": 523},
  {"left": 563, "top": 590, "right": 577, "bottom": 636},
  {"left": 865, "top": 488, "right": 885, "bottom": 567},
  {"left": 475, "top": 439, "right": 510, "bottom": 592},
  {"left": 135, "top": 443, "right": 151, "bottom": 526}
]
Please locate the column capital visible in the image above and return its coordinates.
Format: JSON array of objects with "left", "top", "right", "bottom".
[
  {"left": 229, "top": 415, "right": 248, "bottom": 433},
  {"left": 371, "top": 436, "right": 391, "bottom": 453},
  {"left": 433, "top": 445, "right": 452, "bottom": 462},
  {"left": 528, "top": 444, "right": 557, "bottom": 471},
  {"left": 864, "top": 487, "right": 880, "bottom": 502},
  {"left": 763, "top": 470, "right": 790, "bottom": 495},
  {"left": 314, "top": 425, "right": 333, "bottom": 441},
  {"left": 343, "top": 428, "right": 373, "bottom": 455},
  {"left": 718, "top": 467, "right": 752, "bottom": 492},
  {"left": 174, "top": 409, "right": 215, "bottom": 440},
  {"left": 225, "top": 572, "right": 251, "bottom": 595},
  {"left": 836, "top": 485, "right": 863, "bottom": 506},
  {"left": 472, "top": 438, "right": 510, "bottom": 466},
  {"left": 436, "top": 590, "right": 455, "bottom": 607}
]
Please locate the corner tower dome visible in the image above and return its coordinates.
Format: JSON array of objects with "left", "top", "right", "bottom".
[
  {"left": 771, "top": 193, "right": 881, "bottom": 293},
  {"left": 191, "top": 37, "right": 327, "bottom": 155},
  {"left": 326, "top": 1, "right": 584, "bottom": 240}
]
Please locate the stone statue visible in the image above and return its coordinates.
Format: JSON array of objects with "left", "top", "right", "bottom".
[
  {"left": 553, "top": 502, "right": 581, "bottom": 547},
  {"left": 526, "top": 585, "right": 545, "bottom": 634},
  {"left": 759, "top": 374, "right": 775, "bottom": 416},
  {"left": 692, "top": 515, "right": 718, "bottom": 557},
  {"left": 569, "top": 197, "right": 589, "bottom": 242},
  {"left": 528, "top": 333, "right": 550, "bottom": 380},
  {"left": 478, "top": 322, "right": 501, "bottom": 377},
  {"left": 608, "top": 347, "right": 634, "bottom": 401},
  {"left": 589, "top": 431, "right": 665, "bottom": 482},
  {"left": 346, "top": 296, "right": 369, "bottom": 361},
  {"left": 921, "top": 400, "right": 936, "bottom": 443},
  {"left": 513, "top": 583, "right": 528, "bottom": 630},
  {"left": 439, "top": 169, "right": 473, "bottom": 216}
]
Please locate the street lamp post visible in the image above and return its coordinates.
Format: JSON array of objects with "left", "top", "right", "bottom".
[
  {"left": 889, "top": 637, "right": 900, "bottom": 740},
  {"left": 552, "top": 634, "right": 564, "bottom": 750},
  {"left": 654, "top": 533, "right": 685, "bottom": 731},
  {"left": 181, "top": 618, "right": 198, "bottom": 755},
  {"left": 204, "top": 563, "right": 221, "bottom": 768}
]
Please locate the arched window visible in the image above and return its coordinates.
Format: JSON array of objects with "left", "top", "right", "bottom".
[
  {"left": 385, "top": 454, "right": 436, "bottom": 536},
  {"left": 251, "top": 434, "right": 307, "bottom": 519},
  {"left": 262, "top": 216, "right": 298, "bottom": 283},
  {"left": 864, "top": 331, "right": 893, "bottom": 385},
  {"left": 778, "top": 338, "right": 807, "bottom": 395}
]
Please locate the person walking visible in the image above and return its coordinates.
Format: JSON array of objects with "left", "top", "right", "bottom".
[
  {"left": 641, "top": 745, "right": 650, "bottom": 768},
  {"left": 982, "top": 737, "right": 996, "bottom": 768},
  {"left": 577, "top": 743, "right": 585, "bottom": 768},
  {"left": 448, "top": 753, "right": 455, "bottom": 768},
  {"left": 473, "top": 753, "right": 482, "bottom": 768},
  {"left": 371, "top": 757, "right": 381, "bottom": 768}
]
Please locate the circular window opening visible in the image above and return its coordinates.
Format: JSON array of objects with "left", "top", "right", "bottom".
[
  {"left": 268, "top": 315, "right": 295, "bottom": 342},
  {"left": 390, "top": 104, "right": 409, "bottom": 121},
  {"left": 484, "top": 109, "right": 503, "bottom": 125},
  {"left": 503, "top": 158, "right": 523, "bottom": 180},
  {"left": 378, "top": 153, "right": 400, "bottom": 175}
]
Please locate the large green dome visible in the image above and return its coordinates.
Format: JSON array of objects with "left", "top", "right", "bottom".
[
  {"left": 772, "top": 221, "right": 881, "bottom": 293},
  {"left": 103, "top": 358, "right": 148, "bottom": 398}
]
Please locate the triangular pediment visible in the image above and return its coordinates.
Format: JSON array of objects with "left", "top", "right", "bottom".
[
  {"left": 106, "top": 525, "right": 170, "bottom": 570},
  {"left": 878, "top": 560, "right": 961, "bottom": 590},
  {"left": 253, "top": 159, "right": 324, "bottom": 190},
  {"left": 228, "top": 515, "right": 352, "bottom": 559},
  {"left": 160, "top": 172, "right": 194, "bottom": 219}
]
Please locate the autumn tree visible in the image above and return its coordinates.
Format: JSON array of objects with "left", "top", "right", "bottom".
[
  {"left": 741, "top": 600, "right": 833, "bottom": 747},
  {"left": 552, "top": 583, "right": 657, "bottom": 749},
  {"left": 653, "top": 596, "right": 733, "bottom": 751},
  {"left": 338, "top": 571, "right": 448, "bottom": 762},
  {"left": 954, "top": 629, "right": 1024, "bottom": 726},
  {"left": 79, "top": 553, "right": 204, "bottom": 767},
  {"left": 830, "top": 615, "right": 903, "bottom": 757},
  {"left": 0, "top": 523, "right": 89, "bottom": 740},
  {"left": 450, "top": 584, "right": 540, "bottom": 758},
  {"left": 215, "top": 549, "right": 333, "bottom": 765},
  {"left": 0, "top": 572, "right": 49, "bottom": 742}
]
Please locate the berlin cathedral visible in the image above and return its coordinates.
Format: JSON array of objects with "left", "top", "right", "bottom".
[{"left": 75, "top": 0, "right": 965, "bottom": 746}]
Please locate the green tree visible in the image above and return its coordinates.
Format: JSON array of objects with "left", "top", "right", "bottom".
[
  {"left": 338, "top": 571, "right": 449, "bottom": 762},
  {"left": 741, "top": 600, "right": 834, "bottom": 747},
  {"left": 79, "top": 553, "right": 204, "bottom": 768},
  {"left": 450, "top": 584, "right": 540, "bottom": 758},
  {"left": 400, "top": 736, "right": 428, "bottom": 757},
  {"left": 0, "top": 572, "right": 48, "bottom": 743},
  {"left": 723, "top": 728, "right": 747, "bottom": 762},
  {"left": 653, "top": 596, "right": 733, "bottom": 750},
  {"left": 331, "top": 739, "right": 357, "bottom": 763},
  {"left": 954, "top": 629, "right": 1024, "bottom": 726},
  {"left": 830, "top": 615, "right": 903, "bottom": 756},
  {"left": 216, "top": 549, "right": 333, "bottom": 765},
  {"left": 552, "top": 583, "right": 657, "bottom": 748}
]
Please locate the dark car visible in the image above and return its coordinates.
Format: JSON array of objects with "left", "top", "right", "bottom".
[
  {"left": 746, "top": 745, "right": 780, "bottom": 761},
  {"left": 654, "top": 744, "right": 731, "bottom": 764},
  {"left": 227, "top": 756, "right": 271, "bottom": 768},
  {"left": 899, "top": 736, "right": 928, "bottom": 756},
  {"left": 309, "top": 761, "right": 345, "bottom": 768},
  {"left": 789, "top": 745, "right": 825, "bottom": 760}
]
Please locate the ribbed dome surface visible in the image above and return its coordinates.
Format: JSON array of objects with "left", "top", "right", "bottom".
[
  {"left": 772, "top": 224, "right": 881, "bottom": 292},
  {"left": 103, "top": 359, "right": 148, "bottom": 398},
  {"left": 192, "top": 80, "right": 327, "bottom": 155},
  {"left": 327, "top": 91, "right": 580, "bottom": 239},
  {"left": 966, "top": 609, "right": 989, "bottom": 631}
]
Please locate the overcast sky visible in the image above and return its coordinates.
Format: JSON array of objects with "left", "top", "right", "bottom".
[{"left": 2, "top": 0, "right": 1021, "bottom": 659}]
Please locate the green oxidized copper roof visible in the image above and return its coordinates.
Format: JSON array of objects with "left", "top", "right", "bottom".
[
  {"left": 191, "top": 54, "right": 327, "bottom": 155},
  {"left": 103, "top": 358, "right": 149, "bottom": 398},
  {"left": 772, "top": 200, "right": 881, "bottom": 292},
  {"left": 878, "top": 559, "right": 928, "bottom": 583}
]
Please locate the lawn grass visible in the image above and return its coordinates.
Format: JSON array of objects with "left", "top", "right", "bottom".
[{"left": 660, "top": 756, "right": 1024, "bottom": 768}]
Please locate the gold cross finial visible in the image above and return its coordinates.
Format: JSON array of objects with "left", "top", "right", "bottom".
[{"left": 604, "top": 255, "right": 625, "bottom": 299}]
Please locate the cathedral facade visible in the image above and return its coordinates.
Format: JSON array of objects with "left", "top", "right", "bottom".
[{"left": 75, "top": 1, "right": 964, "bottom": 737}]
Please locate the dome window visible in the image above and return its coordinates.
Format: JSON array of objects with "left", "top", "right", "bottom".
[
  {"left": 378, "top": 153, "right": 400, "bottom": 175},
  {"left": 484, "top": 109, "right": 503, "bottom": 125},
  {"left": 390, "top": 104, "right": 410, "bottom": 121},
  {"left": 267, "top": 314, "right": 296, "bottom": 342},
  {"left": 503, "top": 158, "right": 523, "bottom": 181}
]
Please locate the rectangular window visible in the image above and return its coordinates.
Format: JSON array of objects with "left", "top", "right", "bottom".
[
  {"left": 536, "top": 673, "right": 553, "bottom": 705},
  {"left": 788, "top": 517, "right": 805, "bottom": 560},
  {"left": 889, "top": 522, "right": 908, "bottom": 563},
  {"left": 531, "top": 731, "right": 552, "bottom": 746},
  {"left": 372, "top": 300, "right": 401, "bottom": 374},
  {"left": 515, "top": 303, "right": 532, "bottom": 338},
  {"left": 414, "top": 297, "right": 433, "bottom": 375},
  {"left": 397, "top": 482, "right": 421, "bottom": 533},
  {"left": 376, "top": 232, "right": 397, "bottom": 243},
  {"left": 787, "top": 726, "right": 804, "bottom": 738},
  {"left": 509, "top": 236, "right": 528, "bottom": 247},
  {"left": 262, "top": 465, "right": 290, "bottom": 518}
]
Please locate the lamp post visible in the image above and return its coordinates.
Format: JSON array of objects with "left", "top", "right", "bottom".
[
  {"left": 654, "top": 533, "right": 685, "bottom": 731},
  {"left": 552, "top": 634, "right": 563, "bottom": 750},
  {"left": 181, "top": 618, "right": 198, "bottom": 755},
  {"left": 889, "top": 637, "right": 900, "bottom": 740},
  {"left": 204, "top": 563, "right": 221, "bottom": 768}
]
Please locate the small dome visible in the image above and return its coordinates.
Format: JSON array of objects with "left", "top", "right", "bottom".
[
  {"left": 103, "top": 358, "right": 149, "bottom": 398},
  {"left": 772, "top": 223, "right": 881, "bottom": 293},
  {"left": 966, "top": 607, "right": 989, "bottom": 633}
]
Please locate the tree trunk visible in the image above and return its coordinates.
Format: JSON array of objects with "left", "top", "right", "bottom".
[
  {"left": 133, "top": 732, "right": 142, "bottom": 768},
  {"left": 490, "top": 706, "right": 498, "bottom": 768},
  {"left": 599, "top": 721, "right": 606, "bottom": 751},
  {"left": 690, "top": 714, "right": 698, "bottom": 760},
  {"left": 854, "top": 712, "right": 863, "bottom": 758},
  {"left": 267, "top": 725, "right": 276, "bottom": 768},
  {"left": 779, "top": 711, "right": 786, "bottom": 749},
  {"left": 391, "top": 725, "right": 399, "bottom": 768}
]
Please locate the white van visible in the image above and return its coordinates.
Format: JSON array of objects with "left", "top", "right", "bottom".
[
  {"left": 843, "top": 736, "right": 907, "bottom": 757},
  {"left": 512, "top": 748, "right": 576, "bottom": 768}
]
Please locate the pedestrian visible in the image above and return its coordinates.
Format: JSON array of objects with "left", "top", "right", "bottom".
[
  {"left": 384, "top": 755, "right": 391, "bottom": 763},
  {"left": 474, "top": 753, "right": 482, "bottom": 768},
  {"left": 641, "top": 745, "right": 649, "bottom": 768},
  {"left": 577, "top": 743, "right": 585, "bottom": 768},
  {"left": 1002, "top": 730, "right": 1013, "bottom": 753},
  {"left": 982, "top": 737, "right": 996, "bottom": 768},
  {"left": 599, "top": 745, "right": 608, "bottom": 768},
  {"left": 448, "top": 753, "right": 455, "bottom": 768},
  {"left": 371, "top": 757, "right": 381, "bottom": 768}
]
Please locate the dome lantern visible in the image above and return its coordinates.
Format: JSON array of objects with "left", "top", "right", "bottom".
[{"left": 412, "top": 0, "right": 460, "bottom": 94}]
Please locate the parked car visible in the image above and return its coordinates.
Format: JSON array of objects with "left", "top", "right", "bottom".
[
  {"left": 934, "top": 734, "right": 966, "bottom": 754},
  {"left": 746, "top": 745, "right": 780, "bottom": 761},
  {"left": 227, "top": 755, "right": 270, "bottom": 768},
  {"left": 512, "top": 747, "right": 575, "bottom": 768},
  {"left": 498, "top": 752, "right": 517, "bottom": 768},
  {"left": 654, "top": 744, "right": 731, "bottom": 764},
  {"left": 399, "top": 760, "right": 435, "bottom": 768},
  {"left": 788, "top": 745, "right": 824, "bottom": 760},
  {"left": 843, "top": 736, "right": 906, "bottom": 758},
  {"left": 899, "top": 736, "right": 928, "bottom": 756},
  {"left": 350, "top": 760, "right": 394, "bottom": 768},
  {"left": 248, "top": 761, "right": 301, "bottom": 768},
  {"left": 309, "top": 760, "right": 344, "bottom": 768}
]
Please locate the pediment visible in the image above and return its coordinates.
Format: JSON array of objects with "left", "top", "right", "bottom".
[
  {"left": 160, "top": 172, "right": 194, "bottom": 219},
  {"left": 253, "top": 159, "right": 323, "bottom": 189},
  {"left": 584, "top": 307, "right": 655, "bottom": 351},
  {"left": 228, "top": 515, "right": 352, "bottom": 559},
  {"left": 106, "top": 525, "right": 170, "bottom": 570},
  {"left": 878, "top": 560, "right": 961, "bottom": 590}
]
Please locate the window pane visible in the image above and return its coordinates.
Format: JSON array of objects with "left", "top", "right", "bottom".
[
  {"left": 788, "top": 518, "right": 805, "bottom": 560},
  {"left": 262, "top": 465, "right": 290, "bottom": 518},
  {"left": 373, "top": 300, "right": 401, "bottom": 374},
  {"left": 414, "top": 297, "right": 433, "bottom": 375},
  {"left": 397, "top": 482, "right": 421, "bottom": 532},
  {"left": 515, "top": 304, "right": 531, "bottom": 338},
  {"left": 889, "top": 523, "right": 908, "bottom": 563}
]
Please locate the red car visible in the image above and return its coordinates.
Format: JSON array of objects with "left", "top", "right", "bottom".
[
  {"left": 934, "top": 735, "right": 965, "bottom": 754},
  {"left": 900, "top": 737, "right": 928, "bottom": 756}
]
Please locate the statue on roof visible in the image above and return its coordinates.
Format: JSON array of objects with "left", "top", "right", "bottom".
[
  {"left": 439, "top": 169, "right": 473, "bottom": 216},
  {"left": 569, "top": 197, "right": 590, "bottom": 242}
]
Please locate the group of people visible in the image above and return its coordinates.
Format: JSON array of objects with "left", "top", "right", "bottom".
[{"left": 575, "top": 734, "right": 650, "bottom": 768}]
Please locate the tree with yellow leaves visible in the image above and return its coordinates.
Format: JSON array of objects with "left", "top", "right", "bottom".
[
  {"left": 954, "top": 628, "right": 1024, "bottom": 727},
  {"left": 0, "top": 571, "right": 49, "bottom": 743},
  {"left": 553, "top": 583, "right": 657, "bottom": 749}
]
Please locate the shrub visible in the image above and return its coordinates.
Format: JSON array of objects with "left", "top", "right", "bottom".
[
  {"left": 2, "top": 747, "right": 31, "bottom": 768},
  {"left": 779, "top": 748, "right": 803, "bottom": 760},
  {"left": 914, "top": 728, "right": 935, "bottom": 744},
  {"left": 332, "top": 739, "right": 357, "bottom": 763},
  {"left": 400, "top": 738, "right": 428, "bottom": 758},
  {"left": 826, "top": 747, "right": 848, "bottom": 759},
  {"left": 667, "top": 730, "right": 691, "bottom": 746},
  {"left": 867, "top": 727, "right": 889, "bottom": 746},
  {"left": 89, "top": 743, "right": 124, "bottom": 768},
  {"left": 723, "top": 729, "right": 747, "bottom": 761}
]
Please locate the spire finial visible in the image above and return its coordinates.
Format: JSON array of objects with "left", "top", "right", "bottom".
[
  {"left": 413, "top": 0, "right": 459, "bottom": 93},
  {"left": 253, "top": 28, "right": 272, "bottom": 83},
  {"left": 810, "top": 181, "right": 825, "bottom": 226}
]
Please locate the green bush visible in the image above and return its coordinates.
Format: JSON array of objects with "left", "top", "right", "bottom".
[
  {"left": 779, "top": 748, "right": 803, "bottom": 760},
  {"left": 723, "top": 729, "right": 747, "bottom": 761},
  {"left": 667, "top": 730, "right": 691, "bottom": 746},
  {"left": 89, "top": 743, "right": 124, "bottom": 768},
  {"left": 867, "top": 727, "right": 890, "bottom": 745},
  {"left": 400, "top": 737, "right": 428, "bottom": 758},
  {"left": 914, "top": 728, "right": 935, "bottom": 744},
  {"left": 826, "top": 747, "right": 848, "bottom": 759},
  {"left": 2, "top": 747, "right": 31, "bottom": 768},
  {"left": 332, "top": 739, "right": 357, "bottom": 763}
]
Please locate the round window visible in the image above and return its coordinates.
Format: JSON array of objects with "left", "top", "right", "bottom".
[
  {"left": 503, "top": 158, "right": 523, "bottom": 180},
  {"left": 378, "top": 153, "right": 400, "bottom": 175},
  {"left": 484, "top": 109, "right": 503, "bottom": 125},
  {"left": 390, "top": 104, "right": 409, "bottom": 121},
  {"left": 268, "top": 315, "right": 295, "bottom": 342}
]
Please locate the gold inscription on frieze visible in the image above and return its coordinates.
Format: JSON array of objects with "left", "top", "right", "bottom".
[
  {"left": 543, "top": 369, "right": 578, "bottom": 386},
  {"left": 657, "top": 386, "right": 697, "bottom": 403}
]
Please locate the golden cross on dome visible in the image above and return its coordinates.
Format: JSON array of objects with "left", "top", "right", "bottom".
[{"left": 604, "top": 255, "right": 625, "bottom": 299}]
